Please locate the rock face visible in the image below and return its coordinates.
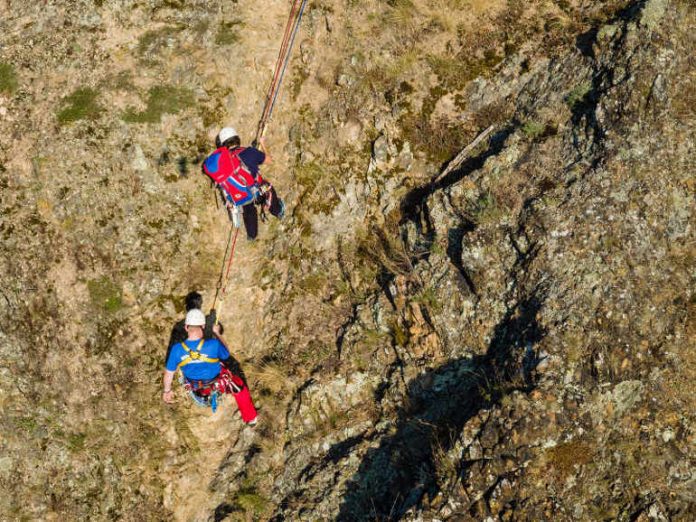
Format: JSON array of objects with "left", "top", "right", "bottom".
[
  {"left": 0, "top": 0, "right": 694, "bottom": 520},
  {"left": 266, "top": 1, "right": 695, "bottom": 520}
]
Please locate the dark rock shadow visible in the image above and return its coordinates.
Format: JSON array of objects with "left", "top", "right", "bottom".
[
  {"left": 335, "top": 292, "right": 546, "bottom": 521},
  {"left": 446, "top": 223, "right": 477, "bottom": 295},
  {"left": 576, "top": 27, "right": 598, "bottom": 59}
]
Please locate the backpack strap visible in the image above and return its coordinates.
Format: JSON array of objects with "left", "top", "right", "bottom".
[
  {"left": 177, "top": 339, "right": 220, "bottom": 370},
  {"left": 228, "top": 147, "right": 257, "bottom": 184}
]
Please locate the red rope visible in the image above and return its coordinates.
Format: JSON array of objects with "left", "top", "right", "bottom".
[
  {"left": 256, "top": 0, "right": 304, "bottom": 140},
  {"left": 262, "top": 1, "right": 298, "bottom": 122},
  {"left": 212, "top": 227, "right": 240, "bottom": 318}
]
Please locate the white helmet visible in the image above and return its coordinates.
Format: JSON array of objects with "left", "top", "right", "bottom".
[
  {"left": 185, "top": 309, "right": 206, "bottom": 327},
  {"left": 218, "top": 127, "right": 238, "bottom": 144}
]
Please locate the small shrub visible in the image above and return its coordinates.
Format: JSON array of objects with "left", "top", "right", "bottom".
[
  {"left": 521, "top": 120, "right": 545, "bottom": 140},
  {"left": 0, "top": 62, "right": 18, "bottom": 95},
  {"left": 566, "top": 81, "right": 592, "bottom": 111},
  {"left": 356, "top": 224, "right": 414, "bottom": 277},
  {"left": 57, "top": 87, "right": 102, "bottom": 124},
  {"left": 122, "top": 85, "right": 195, "bottom": 123},
  {"left": 473, "top": 191, "right": 504, "bottom": 225}
]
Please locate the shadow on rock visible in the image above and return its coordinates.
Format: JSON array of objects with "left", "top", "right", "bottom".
[
  {"left": 400, "top": 126, "right": 515, "bottom": 227},
  {"left": 336, "top": 293, "right": 546, "bottom": 521}
]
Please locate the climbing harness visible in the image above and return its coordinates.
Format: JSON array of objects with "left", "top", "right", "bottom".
[
  {"left": 181, "top": 367, "right": 247, "bottom": 414},
  {"left": 255, "top": 0, "right": 308, "bottom": 142},
  {"left": 176, "top": 339, "right": 220, "bottom": 371}
]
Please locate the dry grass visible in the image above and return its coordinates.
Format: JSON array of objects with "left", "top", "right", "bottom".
[
  {"left": 356, "top": 223, "right": 414, "bottom": 278},
  {"left": 251, "top": 361, "right": 294, "bottom": 397}
]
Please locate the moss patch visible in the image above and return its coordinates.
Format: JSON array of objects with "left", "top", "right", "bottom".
[
  {"left": 0, "top": 62, "right": 18, "bottom": 95},
  {"left": 87, "top": 277, "right": 123, "bottom": 313},
  {"left": 122, "top": 85, "right": 195, "bottom": 123},
  {"left": 137, "top": 25, "right": 183, "bottom": 57},
  {"left": 235, "top": 487, "right": 269, "bottom": 516},
  {"left": 57, "top": 87, "right": 102, "bottom": 124},
  {"left": 294, "top": 161, "right": 341, "bottom": 215}
]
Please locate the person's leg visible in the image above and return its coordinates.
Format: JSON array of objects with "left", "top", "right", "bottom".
[{"left": 243, "top": 204, "right": 258, "bottom": 239}]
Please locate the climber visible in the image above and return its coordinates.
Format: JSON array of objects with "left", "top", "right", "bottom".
[
  {"left": 165, "top": 291, "right": 222, "bottom": 365},
  {"left": 202, "top": 127, "right": 285, "bottom": 240},
  {"left": 163, "top": 309, "right": 258, "bottom": 424}
]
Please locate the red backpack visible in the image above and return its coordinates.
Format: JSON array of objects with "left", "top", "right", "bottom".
[{"left": 202, "top": 147, "right": 257, "bottom": 206}]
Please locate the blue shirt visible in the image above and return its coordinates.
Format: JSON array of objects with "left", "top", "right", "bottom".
[
  {"left": 238, "top": 147, "right": 266, "bottom": 176},
  {"left": 165, "top": 338, "right": 230, "bottom": 380}
]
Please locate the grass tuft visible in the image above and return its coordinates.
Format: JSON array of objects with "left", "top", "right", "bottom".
[
  {"left": 137, "top": 25, "right": 182, "bottom": 57},
  {"left": 0, "top": 62, "right": 18, "bottom": 95},
  {"left": 521, "top": 120, "right": 546, "bottom": 140}
]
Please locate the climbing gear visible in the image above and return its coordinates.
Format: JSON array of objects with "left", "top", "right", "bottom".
[
  {"left": 176, "top": 339, "right": 220, "bottom": 371},
  {"left": 181, "top": 367, "right": 256, "bottom": 418},
  {"left": 211, "top": 225, "right": 240, "bottom": 322},
  {"left": 229, "top": 203, "right": 243, "bottom": 228},
  {"left": 218, "top": 127, "right": 238, "bottom": 144},
  {"left": 184, "top": 367, "right": 241, "bottom": 396},
  {"left": 203, "top": 147, "right": 259, "bottom": 207},
  {"left": 255, "top": 0, "right": 308, "bottom": 142},
  {"left": 204, "top": 0, "right": 307, "bottom": 325},
  {"left": 184, "top": 309, "right": 206, "bottom": 326}
]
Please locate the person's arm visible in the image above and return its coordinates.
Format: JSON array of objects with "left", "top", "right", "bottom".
[
  {"left": 213, "top": 324, "right": 235, "bottom": 366},
  {"left": 163, "top": 370, "right": 175, "bottom": 403},
  {"left": 213, "top": 323, "right": 229, "bottom": 349},
  {"left": 258, "top": 137, "right": 271, "bottom": 164}
]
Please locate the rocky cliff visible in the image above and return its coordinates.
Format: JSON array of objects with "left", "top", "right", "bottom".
[{"left": 0, "top": 0, "right": 693, "bottom": 520}]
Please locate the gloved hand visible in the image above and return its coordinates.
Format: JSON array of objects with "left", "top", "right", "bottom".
[{"left": 258, "top": 181, "right": 272, "bottom": 195}]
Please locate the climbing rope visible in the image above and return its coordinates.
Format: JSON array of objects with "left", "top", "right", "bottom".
[
  {"left": 212, "top": 0, "right": 306, "bottom": 321},
  {"left": 255, "top": 0, "right": 308, "bottom": 142},
  {"left": 212, "top": 225, "right": 240, "bottom": 322}
]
